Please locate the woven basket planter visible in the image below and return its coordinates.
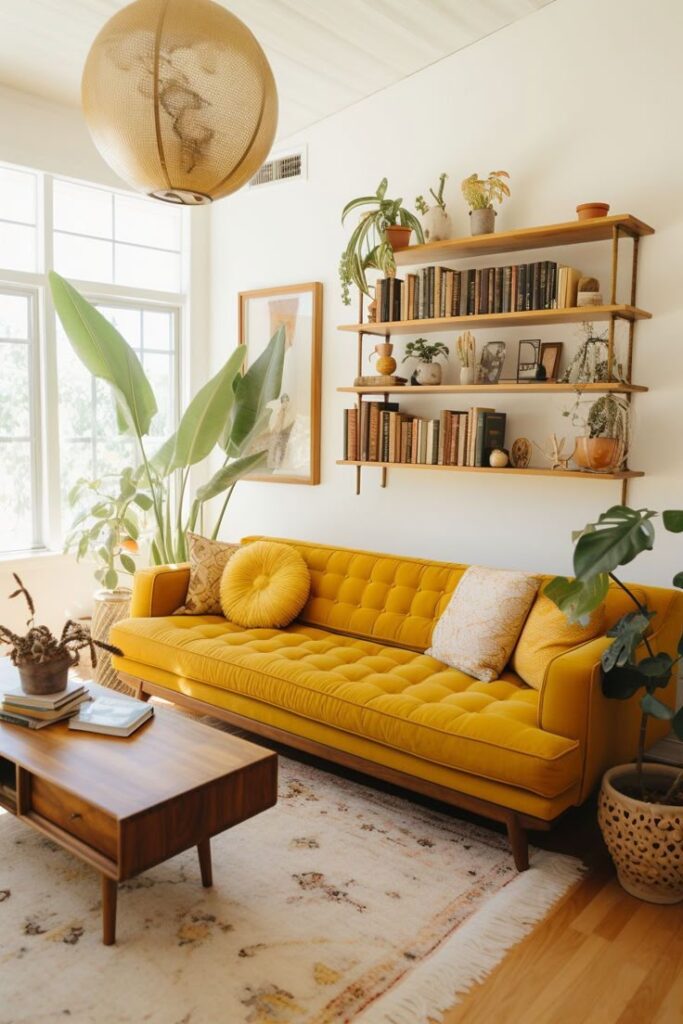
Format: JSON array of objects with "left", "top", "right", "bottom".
[
  {"left": 90, "top": 588, "right": 133, "bottom": 694},
  {"left": 598, "top": 763, "right": 683, "bottom": 904}
]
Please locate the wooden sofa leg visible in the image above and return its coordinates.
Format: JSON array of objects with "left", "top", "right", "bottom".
[{"left": 506, "top": 814, "right": 529, "bottom": 872}]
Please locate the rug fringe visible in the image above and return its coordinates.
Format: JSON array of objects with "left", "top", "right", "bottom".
[{"left": 356, "top": 851, "right": 585, "bottom": 1024}]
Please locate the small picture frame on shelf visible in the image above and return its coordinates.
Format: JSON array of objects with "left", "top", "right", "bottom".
[
  {"left": 477, "top": 341, "right": 506, "bottom": 384},
  {"left": 540, "top": 342, "right": 563, "bottom": 382},
  {"left": 516, "top": 339, "right": 543, "bottom": 381}
]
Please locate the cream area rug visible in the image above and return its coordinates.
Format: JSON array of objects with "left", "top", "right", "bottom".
[{"left": 0, "top": 751, "right": 583, "bottom": 1024}]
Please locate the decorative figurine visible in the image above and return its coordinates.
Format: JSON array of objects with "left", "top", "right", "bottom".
[
  {"left": 489, "top": 448, "right": 509, "bottom": 468},
  {"left": 535, "top": 433, "right": 572, "bottom": 471},
  {"left": 510, "top": 437, "right": 532, "bottom": 469}
]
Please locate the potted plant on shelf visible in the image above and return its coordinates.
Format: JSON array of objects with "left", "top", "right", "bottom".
[
  {"left": 546, "top": 506, "right": 683, "bottom": 903},
  {"left": 65, "top": 468, "right": 151, "bottom": 690},
  {"left": 415, "top": 173, "right": 450, "bottom": 241},
  {"left": 0, "top": 575, "right": 122, "bottom": 695},
  {"left": 402, "top": 338, "right": 449, "bottom": 385},
  {"left": 339, "top": 178, "right": 424, "bottom": 306},
  {"left": 566, "top": 392, "right": 630, "bottom": 472},
  {"left": 461, "top": 170, "right": 511, "bottom": 236}
]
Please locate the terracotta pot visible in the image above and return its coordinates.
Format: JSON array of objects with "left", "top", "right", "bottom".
[
  {"left": 422, "top": 207, "right": 451, "bottom": 242},
  {"left": 469, "top": 207, "right": 496, "bottom": 236},
  {"left": 385, "top": 225, "right": 412, "bottom": 250},
  {"left": 576, "top": 202, "right": 610, "bottom": 221},
  {"left": 370, "top": 342, "right": 397, "bottom": 376},
  {"left": 18, "top": 652, "right": 73, "bottom": 695},
  {"left": 415, "top": 362, "right": 442, "bottom": 385},
  {"left": 599, "top": 764, "right": 683, "bottom": 904},
  {"left": 572, "top": 436, "right": 623, "bottom": 472}
]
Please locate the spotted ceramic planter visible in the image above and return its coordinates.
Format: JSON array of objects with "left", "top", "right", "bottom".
[{"left": 598, "top": 763, "right": 683, "bottom": 904}]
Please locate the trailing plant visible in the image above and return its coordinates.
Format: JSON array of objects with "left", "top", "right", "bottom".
[
  {"left": 402, "top": 338, "right": 449, "bottom": 364},
  {"left": 559, "top": 323, "right": 624, "bottom": 384},
  {"left": 461, "top": 170, "right": 510, "bottom": 211},
  {"left": 564, "top": 391, "right": 631, "bottom": 440},
  {"left": 50, "top": 272, "right": 285, "bottom": 566},
  {"left": 65, "top": 467, "right": 153, "bottom": 590},
  {"left": 546, "top": 505, "right": 683, "bottom": 803},
  {"left": 0, "top": 574, "right": 121, "bottom": 668},
  {"left": 339, "top": 178, "right": 424, "bottom": 304},
  {"left": 415, "top": 173, "right": 447, "bottom": 215}
]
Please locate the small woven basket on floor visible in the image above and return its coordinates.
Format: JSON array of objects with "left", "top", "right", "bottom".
[{"left": 90, "top": 588, "right": 133, "bottom": 694}]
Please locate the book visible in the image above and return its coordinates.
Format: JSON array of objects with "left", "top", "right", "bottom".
[
  {"left": 1, "top": 690, "right": 91, "bottom": 721},
  {"left": 347, "top": 408, "right": 358, "bottom": 460},
  {"left": 482, "top": 411, "right": 507, "bottom": 464},
  {"left": 69, "top": 696, "right": 154, "bottom": 737},
  {"left": 2, "top": 680, "right": 87, "bottom": 710},
  {"left": 0, "top": 704, "right": 88, "bottom": 730}
]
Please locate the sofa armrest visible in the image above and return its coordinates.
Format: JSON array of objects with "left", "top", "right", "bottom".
[{"left": 130, "top": 564, "right": 190, "bottom": 618}]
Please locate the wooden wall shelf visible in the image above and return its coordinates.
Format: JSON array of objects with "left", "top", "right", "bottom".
[
  {"left": 337, "top": 460, "right": 644, "bottom": 482},
  {"left": 338, "top": 382, "right": 648, "bottom": 396},
  {"left": 392, "top": 214, "right": 654, "bottom": 266},
  {"left": 338, "top": 304, "right": 650, "bottom": 337}
]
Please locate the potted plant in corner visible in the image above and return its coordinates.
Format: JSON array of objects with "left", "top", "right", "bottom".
[
  {"left": 65, "top": 468, "right": 152, "bottom": 691},
  {"left": 567, "top": 392, "right": 630, "bottom": 472},
  {"left": 461, "top": 170, "right": 511, "bottom": 235},
  {"left": 415, "top": 173, "right": 450, "bottom": 241},
  {"left": 339, "top": 178, "right": 424, "bottom": 306},
  {"left": 546, "top": 506, "right": 683, "bottom": 904},
  {"left": 0, "top": 575, "right": 122, "bottom": 695},
  {"left": 402, "top": 338, "right": 449, "bottom": 385}
]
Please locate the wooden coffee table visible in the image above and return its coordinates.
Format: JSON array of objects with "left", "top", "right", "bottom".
[{"left": 0, "top": 684, "right": 277, "bottom": 944}]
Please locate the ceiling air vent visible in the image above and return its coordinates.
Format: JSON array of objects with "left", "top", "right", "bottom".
[{"left": 249, "top": 147, "right": 306, "bottom": 188}]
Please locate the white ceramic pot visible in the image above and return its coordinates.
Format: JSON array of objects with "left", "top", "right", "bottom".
[
  {"left": 422, "top": 207, "right": 451, "bottom": 242},
  {"left": 415, "top": 363, "right": 442, "bottom": 385},
  {"left": 469, "top": 207, "right": 496, "bottom": 235},
  {"left": 460, "top": 366, "right": 475, "bottom": 385}
]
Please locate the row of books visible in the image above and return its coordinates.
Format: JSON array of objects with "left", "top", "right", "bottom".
[
  {"left": 343, "top": 402, "right": 506, "bottom": 467},
  {"left": 0, "top": 677, "right": 153, "bottom": 735},
  {"left": 374, "top": 263, "right": 582, "bottom": 322}
]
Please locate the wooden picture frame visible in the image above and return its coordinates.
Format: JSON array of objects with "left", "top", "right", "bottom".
[
  {"left": 238, "top": 282, "right": 322, "bottom": 485},
  {"left": 540, "top": 342, "right": 563, "bottom": 382}
]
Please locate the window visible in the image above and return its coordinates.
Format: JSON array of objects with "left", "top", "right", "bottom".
[{"left": 0, "top": 161, "right": 187, "bottom": 554}]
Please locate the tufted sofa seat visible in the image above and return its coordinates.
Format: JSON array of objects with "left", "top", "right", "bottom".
[{"left": 111, "top": 536, "right": 683, "bottom": 868}]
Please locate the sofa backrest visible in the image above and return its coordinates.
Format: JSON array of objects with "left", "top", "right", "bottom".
[{"left": 241, "top": 536, "right": 678, "bottom": 653}]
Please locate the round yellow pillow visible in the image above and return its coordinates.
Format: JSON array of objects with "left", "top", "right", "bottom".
[{"left": 219, "top": 541, "right": 310, "bottom": 628}]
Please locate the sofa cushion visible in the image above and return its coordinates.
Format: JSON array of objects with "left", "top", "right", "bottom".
[
  {"left": 512, "top": 593, "right": 606, "bottom": 689},
  {"left": 220, "top": 541, "right": 310, "bottom": 628},
  {"left": 176, "top": 533, "right": 238, "bottom": 615},
  {"left": 111, "top": 615, "right": 581, "bottom": 799}
]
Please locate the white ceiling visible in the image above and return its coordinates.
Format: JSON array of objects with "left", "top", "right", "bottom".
[{"left": 0, "top": 0, "right": 554, "bottom": 140}]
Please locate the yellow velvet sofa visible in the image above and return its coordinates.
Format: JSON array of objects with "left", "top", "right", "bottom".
[{"left": 111, "top": 537, "right": 683, "bottom": 870}]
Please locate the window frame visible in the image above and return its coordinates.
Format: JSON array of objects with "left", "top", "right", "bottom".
[{"left": 0, "top": 160, "right": 187, "bottom": 557}]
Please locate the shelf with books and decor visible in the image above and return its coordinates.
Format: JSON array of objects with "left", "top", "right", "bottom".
[{"left": 338, "top": 213, "right": 653, "bottom": 498}]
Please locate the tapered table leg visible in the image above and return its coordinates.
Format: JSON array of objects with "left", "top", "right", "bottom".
[
  {"left": 197, "top": 838, "right": 213, "bottom": 887},
  {"left": 102, "top": 876, "right": 118, "bottom": 945}
]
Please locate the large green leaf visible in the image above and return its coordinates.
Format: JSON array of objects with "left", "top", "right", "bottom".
[
  {"left": 602, "top": 610, "right": 655, "bottom": 670},
  {"left": 194, "top": 451, "right": 269, "bottom": 504},
  {"left": 674, "top": 572, "right": 683, "bottom": 589},
  {"left": 573, "top": 506, "right": 656, "bottom": 581},
  {"left": 672, "top": 706, "right": 683, "bottom": 741},
  {"left": 663, "top": 510, "right": 683, "bottom": 532},
  {"left": 49, "top": 271, "right": 157, "bottom": 437},
  {"left": 161, "top": 346, "right": 245, "bottom": 475},
  {"left": 602, "top": 664, "right": 646, "bottom": 700},
  {"left": 222, "top": 326, "right": 285, "bottom": 455},
  {"left": 543, "top": 573, "right": 609, "bottom": 624},
  {"left": 640, "top": 693, "right": 674, "bottom": 720}
]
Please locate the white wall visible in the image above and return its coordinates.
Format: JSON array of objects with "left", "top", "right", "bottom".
[{"left": 208, "top": 0, "right": 683, "bottom": 593}]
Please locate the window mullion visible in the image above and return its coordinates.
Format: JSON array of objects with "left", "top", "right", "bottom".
[{"left": 41, "top": 173, "right": 62, "bottom": 549}]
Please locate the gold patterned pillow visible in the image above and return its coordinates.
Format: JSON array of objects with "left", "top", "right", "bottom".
[
  {"left": 175, "top": 533, "right": 239, "bottom": 615},
  {"left": 426, "top": 566, "right": 540, "bottom": 682}
]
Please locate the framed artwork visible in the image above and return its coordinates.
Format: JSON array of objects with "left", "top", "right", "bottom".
[
  {"left": 477, "top": 341, "right": 506, "bottom": 384},
  {"left": 516, "top": 339, "right": 542, "bottom": 381},
  {"left": 238, "top": 282, "right": 322, "bottom": 485},
  {"left": 540, "top": 342, "right": 563, "bottom": 382}
]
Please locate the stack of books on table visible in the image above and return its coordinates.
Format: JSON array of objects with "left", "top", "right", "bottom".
[{"left": 0, "top": 681, "right": 91, "bottom": 729}]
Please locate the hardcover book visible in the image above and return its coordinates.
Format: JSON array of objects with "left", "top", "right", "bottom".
[{"left": 69, "top": 696, "right": 154, "bottom": 737}]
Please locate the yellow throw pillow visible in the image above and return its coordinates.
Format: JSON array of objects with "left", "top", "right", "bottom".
[
  {"left": 175, "top": 532, "right": 239, "bottom": 615},
  {"left": 512, "top": 593, "right": 606, "bottom": 690},
  {"left": 220, "top": 540, "right": 310, "bottom": 628},
  {"left": 426, "top": 566, "right": 540, "bottom": 683}
]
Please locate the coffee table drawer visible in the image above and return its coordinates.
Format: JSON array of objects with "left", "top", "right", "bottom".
[{"left": 30, "top": 776, "right": 118, "bottom": 860}]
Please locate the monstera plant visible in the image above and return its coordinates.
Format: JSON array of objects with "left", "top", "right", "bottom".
[
  {"left": 546, "top": 505, "right": 683, "bottom": 903},
  {"left": 50, "top": 272, "right": 285, "bottom": 566}
]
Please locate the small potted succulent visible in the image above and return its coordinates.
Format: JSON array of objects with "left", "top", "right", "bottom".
[
  {"left": 402, "top": 338, "right": 449, "bottom": 385},
  {"left": 566, "top": 392, "right": 630, "bottom": 472},
  {"left": 547, "top": 505, "right": 683, "bottom": 903},
  {"left": 339, "top": 179, "right": 424, "bottom": 305},
  {"left": 461, "top": 170, "right": 511, "bottom": 235},
  {"left": 0, "top": 575, "right": 122, "bottom": 695},
  {"left": 415, "top": 173, "right": 450, "bottom": 241}
]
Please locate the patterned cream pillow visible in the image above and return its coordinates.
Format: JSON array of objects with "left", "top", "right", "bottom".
[
  {"left": 426, "top": 566, "right": 540, "bottom": 682},
  {"left": 175, "top": 533, "right": 239, "bottom": 615}
]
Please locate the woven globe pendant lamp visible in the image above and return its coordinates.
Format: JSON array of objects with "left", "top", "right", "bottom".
[{"left": 82, "top": 0, "right": 278, "bottom": 205}]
